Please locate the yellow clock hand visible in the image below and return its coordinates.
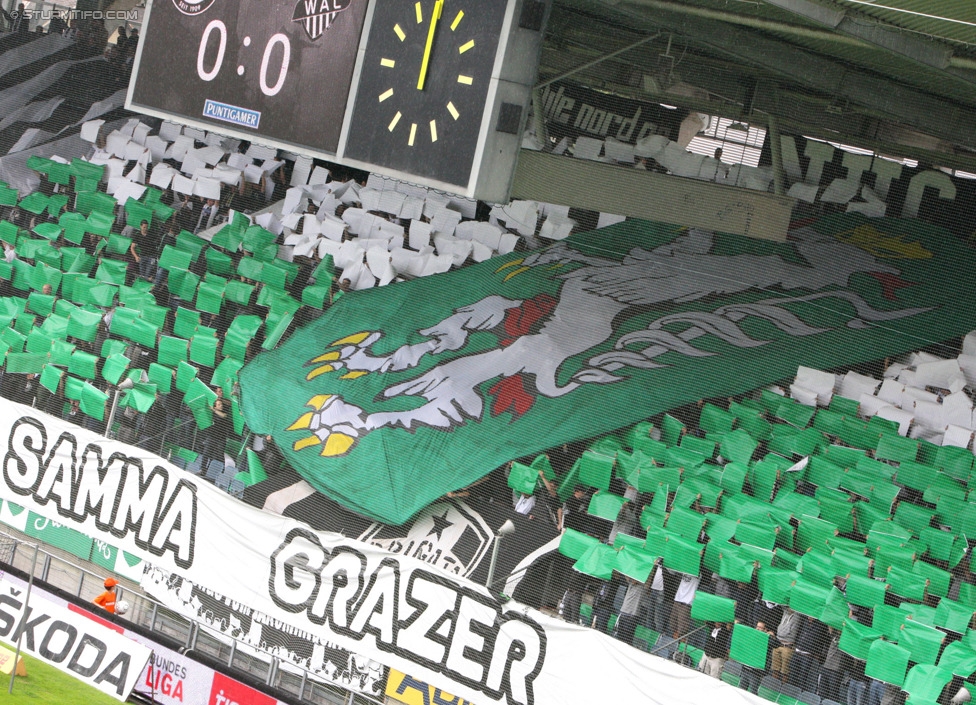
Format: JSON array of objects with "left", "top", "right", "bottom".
[{"left": 417, "top": 0, "right": 444, "bottom": 90}]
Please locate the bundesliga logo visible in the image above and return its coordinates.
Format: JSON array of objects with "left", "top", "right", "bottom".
[{"left": 292, "top": 0, "right": 351, "bottom": 41}]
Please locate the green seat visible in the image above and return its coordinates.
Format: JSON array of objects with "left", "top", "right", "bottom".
[
  {"left": 674, "top": 643, "right": 703, "bottom": 668},
  {"left": 634, "top": 625, "right": 658, "bottom": 650},
  {"left": 758, "top": 678, "right": 782, "bottom": 703},
  {"left": 721, "top": 672, "right": 740, "bottom": 687}
]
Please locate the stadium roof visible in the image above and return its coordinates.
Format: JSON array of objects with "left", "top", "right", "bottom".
[{"left": 542, "top": 0, "right": 976, "bottom": 169}]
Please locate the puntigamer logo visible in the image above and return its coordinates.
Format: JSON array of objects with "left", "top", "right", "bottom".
[
  {"left": 173, "top": 0, "right": 216, "bottom": 16},
  {"left": 203, "top": 100, "right": 262, "bottom": 129}
]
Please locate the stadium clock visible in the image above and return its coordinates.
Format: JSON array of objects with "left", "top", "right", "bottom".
[{"left": 340, "top": 0, "right": 510, "bottom": 189}]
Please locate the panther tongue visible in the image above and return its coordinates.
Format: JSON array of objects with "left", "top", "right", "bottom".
[
  {"left": 866, "top": 271, "right": 915, "bottom": 301},
  {"left": 488, "top": 374, "right": 536, "bottom": 418}
]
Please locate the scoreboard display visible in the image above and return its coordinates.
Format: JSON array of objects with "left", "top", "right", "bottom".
[{"left": 126, "top": 0, "right": 550, "bottom": 201}]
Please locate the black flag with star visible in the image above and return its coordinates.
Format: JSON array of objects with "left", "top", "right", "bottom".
[{"left": 243, "top": 466, "right": 560, "bottom": 588}]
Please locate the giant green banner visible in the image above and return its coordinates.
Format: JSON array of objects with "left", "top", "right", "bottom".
[{"left": 240, "top": 214, "right": 976, "bottom": 524}]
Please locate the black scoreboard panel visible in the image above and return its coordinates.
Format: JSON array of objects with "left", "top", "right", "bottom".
[
  {"left": 126, "top": 0, "right": 550, "bottom": 200},
  {"left": 128, "top": 0, "right": 368, "bottom": 153}
]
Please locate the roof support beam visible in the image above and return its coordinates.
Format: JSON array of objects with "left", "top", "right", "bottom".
[
  {"left": 603, "top": 3, "right": 976, "bottom": 147},
  {"left": 534, "top": 32, "right": 661, "bottom": 89},
  {"left": 759, "top": 0, "right": 845, "bottom": 28},
  {"left": 762, "top": 0, "right": 954, "bottom": 71}
]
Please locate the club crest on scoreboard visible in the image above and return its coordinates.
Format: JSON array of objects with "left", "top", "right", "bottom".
[
  {"left": 172, "top": 0, "right": 216, "bottom": 16},
  {"left": 292, "top": 0, "right": 353, "bottom": 41}
]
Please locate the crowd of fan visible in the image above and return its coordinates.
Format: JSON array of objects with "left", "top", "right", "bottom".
[
  {"left": 484, "top": 351, "right": 976, "bottom": 705},
  {"left": 0, "top": 139, "right": 366, "bottom": 479},
  {"left": 0, "top": 103, "right": 569, "bottom": 489},
  {"left": 4, "top": 27, "right": 975, "bottom": 704}
]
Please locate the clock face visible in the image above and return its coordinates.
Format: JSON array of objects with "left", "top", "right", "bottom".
[
  {"left": 128, "top": 0, "right": 369, "bottom": 153},
  {"left": 342, "top": 0, "right": 510, "bottom": 188}
]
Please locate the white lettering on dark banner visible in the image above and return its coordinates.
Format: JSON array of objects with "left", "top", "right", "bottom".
[
  {"left": 539, "top": 84, "right": 659, "bottom": 142},
  {"left": 2, "top": 417, "right": 197, "bottom": 569},
  {"left": 269, "top": 529, "right": 546, "bottom": 705}
]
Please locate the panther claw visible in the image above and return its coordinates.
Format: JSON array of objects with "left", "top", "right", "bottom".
[
  {"left": 287, "top": 395, "right": 366, "bottom": 457},
  {"left": 304, "top": 331, "right": 381, "bottom": 381}
]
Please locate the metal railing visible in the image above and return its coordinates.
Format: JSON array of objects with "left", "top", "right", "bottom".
[{"left": 0, "top": 529, "right": 385, "bottom": 705}]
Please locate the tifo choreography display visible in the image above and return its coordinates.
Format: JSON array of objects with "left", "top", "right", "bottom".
[{"left": 241, "top": 214, "right": 976, "bottom": 523}]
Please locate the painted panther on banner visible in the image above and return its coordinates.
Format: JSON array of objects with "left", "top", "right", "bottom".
[{"left": 240, "top": 215, "right": 964, "bottom": 525}]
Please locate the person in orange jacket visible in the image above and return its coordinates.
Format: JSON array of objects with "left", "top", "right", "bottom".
[{"left": 93, "top": 578, "right": 118, "bottom": 613}]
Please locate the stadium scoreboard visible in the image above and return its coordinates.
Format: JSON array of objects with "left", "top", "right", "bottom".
[{"left": 126, "top": 0, "right": 550, "bottom": 201}]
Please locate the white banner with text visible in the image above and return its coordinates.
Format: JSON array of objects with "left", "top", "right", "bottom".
[{"left": 0, "top": 402, "right": 767, "bottom": 705}]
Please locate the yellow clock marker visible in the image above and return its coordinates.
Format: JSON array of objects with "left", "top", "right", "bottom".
[
  {"left": 458, "top": 75, "right": 473, "bottom": 85},
  {"left": 447, "top": 101, "right": 459, "bottom": 120},
  {"left": 388, "top": 111, "right": 402, "bottom": 131},
  {"left": 378, "top": 88, "right": 394, "bottom": 102},
  {"left": 415, "top": 1, "right": 422, "bottom": 23},
  {"left": 408, "top": 123, "right": 417, "bottom": 146},
  {"left": 394, "top": 24, "right": 405, "bottom": 41},
  {"left": 381, "top": 58, "right": 395, "bottom": 68},
  {"left": 430, "top": 120, "right": 438, "bottom": 142},
  {"left": 451, "top": 10, "right": 464, "bottom": 31},
  {"left": 459, "top": 40, "right": 474, "bottom": 54},
  {"left": 417, "top": 0, "right": 443, "bottom": 90}
]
